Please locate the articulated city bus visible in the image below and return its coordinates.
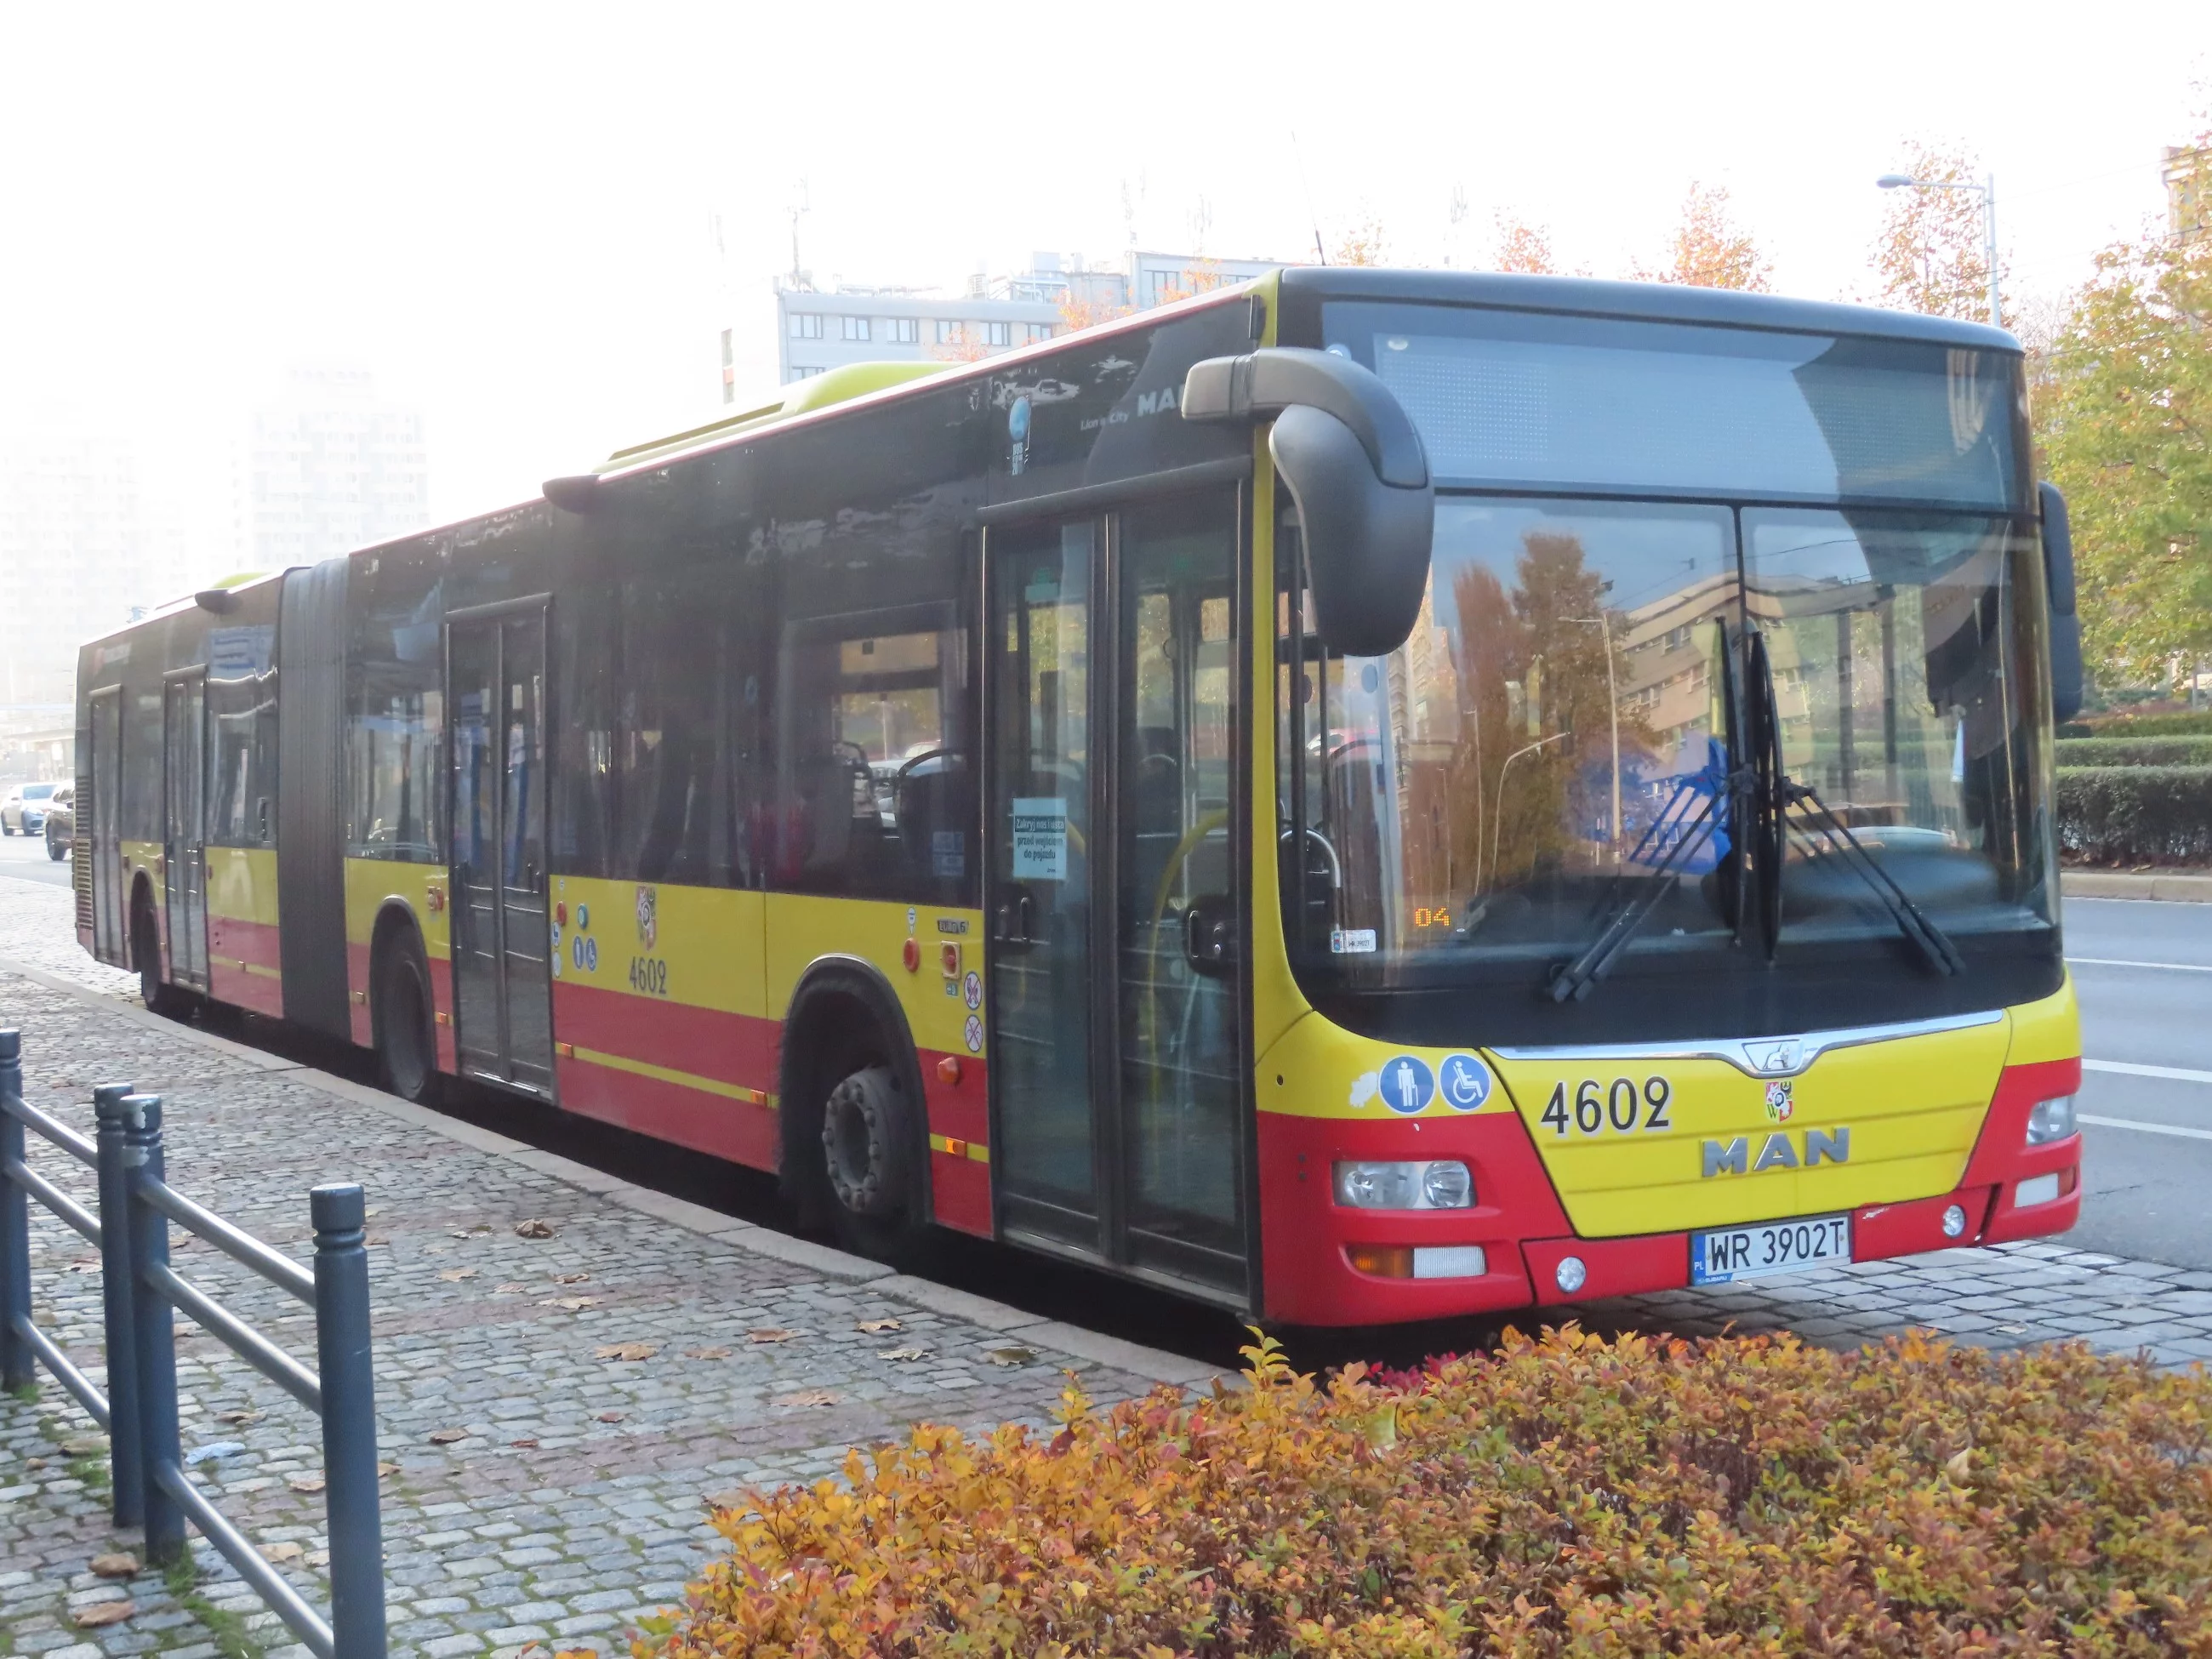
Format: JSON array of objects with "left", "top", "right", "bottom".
[{"left": 74, "top": 268, "right": 2084, "bottom": 1324}]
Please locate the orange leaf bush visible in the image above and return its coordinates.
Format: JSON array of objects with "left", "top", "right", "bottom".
[{"left": 640, "top": 1327, "right": 2212, "bottom": 1656}]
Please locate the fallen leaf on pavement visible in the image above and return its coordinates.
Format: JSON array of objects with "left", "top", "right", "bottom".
[
  {"left": 855, "top": 1317, "right": 903, "bottom": 1333},
  {"left": 493, "top": 1283, "right": 528, "bottom": 1295},
  {"left": 542, "top": 1297, "right": 598, "bottom": 1311},
  {"left": 60, "top": 1435, "right": 106, "bottom": 1456},
  {"left": 553, "top": 1271, "right": 590, "bottom": 1284},
  {"left": 747, "top": 1328, "right": 797, "bottom": 1344},
  {"left": 88, "top": 1553, "right": 138, "bottom": 1578},
  {"left": 288, "top": 1475, "right": 325, "bottom": 1493},
  {"left": 777, "top": 1389, "right": 840, "bottom": 1409},
  {"left": 879, "top": 1347, "right": 930, "bottom": 1362},
  {"left": 984, "top": 1347, "right": 1037, "bottom": 1366},
  {"left": 365, "top": 1234, "right": 389, "bottom": 1246},
  {"left": 308, "top": 1549, "right": 329, "bottom": 1568},
  {"left": 510, "top": 1438, "right": 539, "bottom": 1448},
  {"left": 452, "top": 1225, "right": 491, "bottom": 1239},
  {"left": 595, "top": 1343, "right": 658, "bottom": 1362},
  {"left": 427, "top": 1428, "right": 470, "bottom": 1445},
  {"left": 684, "top": 1345, "right": 732, "bottom": 1360},
  {"left": 598, "top": 1411, "right": 625, "bottom": 1422},
  {"left": 514, "top": 1218, "right": 556, "bottom": 1239},
  {"left": 437, "top": 1268, "right": 478, "bottom": 1282},
  {"left": 216, "top": 1410, "right": 262, "bottom": 1427},
  {"left": 67, "top": 1260, "right": 100, "bottom": 1274},
  {"left": 376, "top": 1462, "right": 398, "bottom": 1479},
  {"left": 259, "top": 1542, "right": 304, "bottom": 1565},
  {"left": 73, "top": 1601, "right": 134, "bottom": 1628}
]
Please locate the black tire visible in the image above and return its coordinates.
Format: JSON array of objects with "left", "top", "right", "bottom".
[
  {"left": 46, "top": 831, "right": 66, "bottom": 862},
  {"left": 1, "top": 822, "right": 14, "bottom": 836},
  {"left": 134, "top": 897, "right": 191, "bottom": 1019},
  {"left": 818, "top": 1062, "right": 926, "bottom": 1262},
  {"left": 373, "top": 930, "right": 442, "bottom": 1105}
]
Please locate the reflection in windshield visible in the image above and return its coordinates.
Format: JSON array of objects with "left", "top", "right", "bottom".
[{"left": 1278, "top": 498, "right": 2055, "bottom": 987}]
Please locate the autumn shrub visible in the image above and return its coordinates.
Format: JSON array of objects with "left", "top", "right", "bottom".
[
  {"left": 2059, "top": 765, "right": 2212, "bottom": 866},
  {"left": 2055, "top": 736, "right": 2212, "bottom": 768},
  {"left": 641, "top": 1327, "right": 2212, "bottom": 1658},
  {"left": 2064, "top": 711, "right": 2212, "bottom": 739}
]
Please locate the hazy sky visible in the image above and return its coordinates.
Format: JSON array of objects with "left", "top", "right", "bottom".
[{"left": 2, "top": 1, "right": 2203, "bottom": 559}]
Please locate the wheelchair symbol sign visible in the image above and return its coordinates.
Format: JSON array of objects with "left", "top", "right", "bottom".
[{"left": 1440, "top": 1052, "right": 1491, "bottom": 1111}]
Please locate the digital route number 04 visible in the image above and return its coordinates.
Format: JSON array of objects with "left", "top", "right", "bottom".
[{"left": 1540, "top": 1076, "right": 1673, "bottom": 1137}]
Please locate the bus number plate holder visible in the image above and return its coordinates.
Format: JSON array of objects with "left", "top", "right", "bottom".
[{"left": 1690, "top": 1213, "right": 1851, "bottom": 1286}]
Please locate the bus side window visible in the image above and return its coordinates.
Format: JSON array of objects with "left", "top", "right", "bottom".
[{"left": 616, "top": 576, "right": 735, "bottom": 888}]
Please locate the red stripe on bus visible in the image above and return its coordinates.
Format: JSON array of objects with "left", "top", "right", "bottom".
[
  {"left": 556, "top": 1055, "right": 779, "bottom": 1172},
  {"left": 550, "top": 981, "right": 778, "bottom": 1092}
]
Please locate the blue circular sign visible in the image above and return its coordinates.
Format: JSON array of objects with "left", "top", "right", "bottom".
[
  {"left": 1378, "top": 1054, "right": 1436, "bottom": 1115},
  {"left": 1439, "top": 1052, "right": 1492, "bottom": 1112}
]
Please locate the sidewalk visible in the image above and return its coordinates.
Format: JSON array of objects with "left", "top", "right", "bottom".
[
  {"left": 0, "top": 954, "right": 1206, "bottom": 1658},
  {"left": 2061, "top": 869, "right": 2212, "bottom": 903}
]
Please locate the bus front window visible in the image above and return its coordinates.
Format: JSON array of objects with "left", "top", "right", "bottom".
[{"left": 1275, "top": 496, "right": 2057, "bottom": 1028}]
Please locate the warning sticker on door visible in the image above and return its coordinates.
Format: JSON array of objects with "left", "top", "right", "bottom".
[
  {"left": 963, "top": 1013, "right": 984, "bottom": 1053},
  {"left": 1010, "top": 797, "right": 1069, "bottom": 880}
]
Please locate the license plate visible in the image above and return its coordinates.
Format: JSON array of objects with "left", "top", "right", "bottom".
[{"left": 1690, "top": 1213, "right": 1852, "bottom": 1286}]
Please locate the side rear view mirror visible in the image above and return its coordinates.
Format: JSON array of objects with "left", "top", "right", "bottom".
[
  {"left": 2038, "top": 482, "right": 2084, "bottom": 723},
  {"left": 1183, "top": 348, "right": 1434, "bottom": 658}
]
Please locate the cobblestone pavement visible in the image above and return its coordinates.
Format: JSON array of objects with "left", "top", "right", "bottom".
[
  {"left": 0, "top": 930, "right": 1205, "bottom": 1656},
  {"left": 8, "top": 878, "right": 2212, "bottom": 1656}
]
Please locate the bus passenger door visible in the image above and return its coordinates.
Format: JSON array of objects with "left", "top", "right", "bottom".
[
  {"left": 88, "top": 687, "right": 125, "bottom": 964},
  {"left": 161, "top": 669, "right": 211, "bottom": 991},
  {"left": 448, "top": 602, "right": 557, "bottom": 1097},
  {"left": 986, "top": 518, "right": 1103, "bottom": 1247},
  {"left": 985, "top": 492, "right": 1251, "bottom": 1302}
]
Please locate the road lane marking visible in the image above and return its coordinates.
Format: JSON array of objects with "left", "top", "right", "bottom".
[
  {"left": 2080, "top": 1113, "right": 2212, "bottom": 1143},
  {"left": 2084, "top": 1059, "right": 2212, "bottom": 1086},
  {"left": 2068, "top": 956, "right": 2212, "bottom": 973}
]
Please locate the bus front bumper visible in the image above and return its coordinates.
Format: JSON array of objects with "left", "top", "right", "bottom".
[{"left": 1255, "top": 1059, "right": 2084, "bottom": 1328}]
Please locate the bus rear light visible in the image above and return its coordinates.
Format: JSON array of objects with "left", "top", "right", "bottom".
[
  {"left": 902, "top": 938, "right": 921, "bottom": 972},
  {"left": 2024, "top": 1094, "right": 2077, "bottom": 1145},
  {"left": 1332, "top": 1160, "right": 1474, "bottom": 1210}
]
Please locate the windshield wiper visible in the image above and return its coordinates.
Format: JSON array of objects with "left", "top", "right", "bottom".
[
  {"left": 1745, "top": 630, "right": 1965, "bottom": 978},
  {"left": 1550, "top": 621, "right": 1754, "bottom": 1003}
]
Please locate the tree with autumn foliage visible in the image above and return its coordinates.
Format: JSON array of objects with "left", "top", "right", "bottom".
[
  {"left": 2037, "top": 180, "right": 2212, "bottom": 690},
  {"left": 1870, "top": 141, "right": 2005, "bottom": 322},
  {"left": 1634, "top": 182, "right": 1770, "bottom": 291},
  {"left": 1491, "top": 214, "right": 1559, "bottom": 275}
]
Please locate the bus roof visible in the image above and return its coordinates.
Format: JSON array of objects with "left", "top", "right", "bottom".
[{"left": 1278, "top": 267, "right": 2021, "bottom": 354}]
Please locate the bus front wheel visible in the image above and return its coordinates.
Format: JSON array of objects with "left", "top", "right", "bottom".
[{"left": 819, "top": 1063, "right": 925, "bottom": 1262}]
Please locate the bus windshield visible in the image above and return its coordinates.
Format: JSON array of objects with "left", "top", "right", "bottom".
[{"left": 1277, "top": 312, "right": 2058, "bottom": 1038}]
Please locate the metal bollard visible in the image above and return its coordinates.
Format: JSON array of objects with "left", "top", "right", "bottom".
[
  {"left": 0, "top": 1029, "right": 28, "bottom": 1393},
  {"left": 94, "top": 1084, "right": 142, "bottom": 1528},
  {"left": 312, "top": 1183, "right": 387, "bottom": 1659},
  {"left": 123, "top": 1092, "right": 185, "bottom": 1566}
]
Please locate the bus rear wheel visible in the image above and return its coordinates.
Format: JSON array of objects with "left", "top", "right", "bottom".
[
  {"left": 373, "top": 932, "right": 442, "bottom": 1105},
  {"left": 819, "top": 1063, "right": 924, "bottom": 1262}
]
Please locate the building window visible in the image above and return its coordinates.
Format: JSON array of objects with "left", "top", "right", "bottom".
[
  {"left": 886, "top": 317, "right": 919, "bottom": 344},
  {"left": 841, "top": 316, "right": 871, "bottom": 342},
  {"left": 982, "top": 321, "right": 1012, "bottom": 347},
  {"left": 1024, "top": 322, "right": 1054, "bottom": 343},
  {"left": 787, "top": 366, "right": 825, "bottom": 382},
  {"left": 789, "top": 311, "right": 824, "bottom": 339},
  {"left": 934, "top": 320, "right": 965, "bottom": 345}
]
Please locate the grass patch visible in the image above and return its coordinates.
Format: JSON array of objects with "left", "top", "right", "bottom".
[{"left": 163, "top": 1556, "right": 265, "bottom": 1659}]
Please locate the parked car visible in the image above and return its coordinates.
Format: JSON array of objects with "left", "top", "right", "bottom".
[
  {"left": 43, "top": 785, "right": 74, "bottom": 862},
  {"left": 1, "top": 781, "right": 61, "bottom": 836}
]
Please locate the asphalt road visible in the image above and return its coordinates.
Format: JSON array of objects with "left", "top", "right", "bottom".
[
  {"left": 2064, "top": 896, "right": 2212, "bottom": 1270},
  {"left": 0, "top": 825, "right": 70, "bottom": 886}
]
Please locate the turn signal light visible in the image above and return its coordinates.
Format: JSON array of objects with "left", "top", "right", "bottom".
[
  {"left": 1345, "top": 1245, "right": 1413, "bottom": 1279},
  {"left": 902, "top": 938, "right": 921, "bottom": 972},
  {"left": 936, "top": 1056, "right": 962, "bottom": 1084}
]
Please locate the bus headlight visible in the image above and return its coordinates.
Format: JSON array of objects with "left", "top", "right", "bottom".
[
  {"left": 1332, "top": 1160, "right": 1474, "bottom": 1210},
  {"left": 2025, "top": 1095, "right": 2077, "bottom": 1145}
]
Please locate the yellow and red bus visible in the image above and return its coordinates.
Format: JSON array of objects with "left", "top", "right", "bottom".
[{"left": 75, "top": 268, "right": 2084, "bottom": 1324}]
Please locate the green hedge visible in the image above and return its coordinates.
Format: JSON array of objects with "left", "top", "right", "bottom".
[
  {"left": 2055, "top": 736, "right": 2212, "bottom": 767},
  {"left": 2059, "top": 710, "right": 2212, "bottom": 738},
  {"left": 2057, "top": 765, "right": 2212, "bottom": 865}
]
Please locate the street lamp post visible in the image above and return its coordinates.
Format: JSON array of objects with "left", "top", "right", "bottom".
[{"left": 1876, "top": 170, "right": 2001, "bottom": 329}]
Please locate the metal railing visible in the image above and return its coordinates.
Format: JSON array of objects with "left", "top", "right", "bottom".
[{"left": 0, "top": 1028, "right": 387, "bottom": 1659}]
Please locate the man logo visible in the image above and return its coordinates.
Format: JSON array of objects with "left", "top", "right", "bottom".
[
  {"left": 1750, "top": 1040, "right": 1802, "bottom": 1075},
  {"left": 1702, "top": 1127, "right": 1850, "bottom": 1177}
]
